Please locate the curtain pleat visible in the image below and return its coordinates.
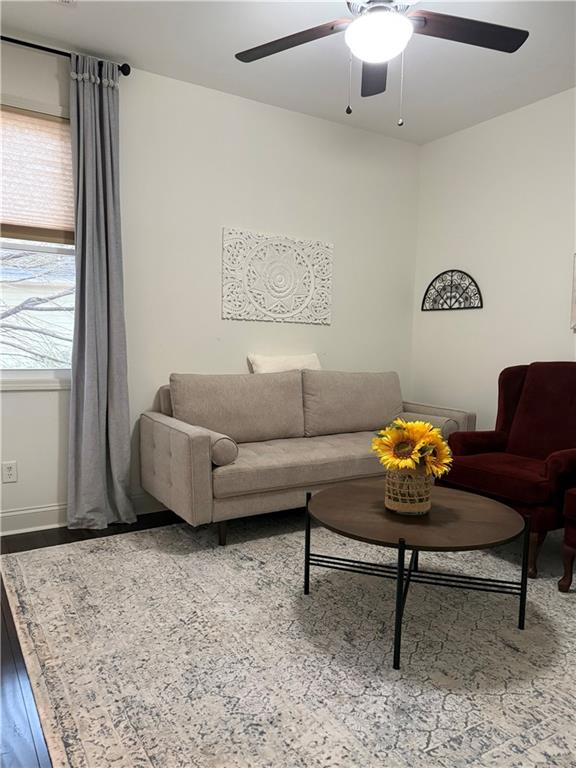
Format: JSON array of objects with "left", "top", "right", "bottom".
[{"left": 67, "top": 54, "right": 135, "bottom": 528}]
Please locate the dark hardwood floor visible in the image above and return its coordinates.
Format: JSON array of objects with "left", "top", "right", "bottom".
[{"left": 0, "top": 510, "right": 180, "bottom": 768}]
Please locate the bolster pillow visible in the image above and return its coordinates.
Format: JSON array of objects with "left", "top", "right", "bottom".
[{"left": 210, "top": 432, "right": 239, "bottom": 467}]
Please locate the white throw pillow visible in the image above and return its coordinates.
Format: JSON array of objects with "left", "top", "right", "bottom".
[{"left": 248, "top": 353, "right": 322, "bottom": 374}]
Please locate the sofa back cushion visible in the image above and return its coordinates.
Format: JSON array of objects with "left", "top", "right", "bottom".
[
  {"left": 158, "top": 385, "right": 173, "bottom": 416},
  {"left": 506, "top": 361, "right": 576, "bottom": 459},
  {"left": 302, "top": 370, "right": 403, "bottom": 437},
  {"left": 170, "top": 371, "right": 304, "bottom": 443}
]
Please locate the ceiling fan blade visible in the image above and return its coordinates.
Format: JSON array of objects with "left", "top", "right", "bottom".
[
  {"left": 361, "top": 62, "right": 388, "bottom": 97},
  {"left": 235, "top": 18, "right": 351, "bottom": 62},
  {"left": 408, "top": 10, "right": 529, "bottom": 53}
]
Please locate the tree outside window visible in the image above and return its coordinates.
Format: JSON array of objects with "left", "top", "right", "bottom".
[{"left": 1, "top": 239, "right": 75, "bottom": 369}]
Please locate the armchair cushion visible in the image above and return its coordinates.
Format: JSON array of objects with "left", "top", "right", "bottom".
[
  {"left": 506, "top": 362, "right": 576, "bottom": 459},
  {"left": 546, "top": 449, "right": 576, "bottom": 485},
  {"left": 449, "top": 430, "right": 508, "bottom": 456},
  {"left": 446, "top": 452, "right": 552, "bottom": 505}
]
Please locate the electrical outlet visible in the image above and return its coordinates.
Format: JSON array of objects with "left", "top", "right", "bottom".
[{"left": 2, "top": 461, "right": 18, "bottom": 483}]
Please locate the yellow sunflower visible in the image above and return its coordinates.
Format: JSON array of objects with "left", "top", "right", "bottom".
[
  {"left": 371, "top": 423, "right": 421, "bottom": 471},
  {"left": 372, "top": 419, "right": 452, "bottom": 477},
  {"left": 421, "top": 429, "right": 453, "bottom": 477},
  {"left": 396, "top": 418, "right": 437, "bottom": 445}
]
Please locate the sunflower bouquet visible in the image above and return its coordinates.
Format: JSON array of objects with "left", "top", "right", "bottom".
[{"left": 372, "top": 419, "right": 452, "bottom": 515}]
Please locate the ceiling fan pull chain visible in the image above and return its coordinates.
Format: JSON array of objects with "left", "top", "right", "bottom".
[
  {"left": 397, "top": 50, "right": 405, "bottom": 127},
  {"left": 345, "top": 50, "right": 353, "bottom": 115}
]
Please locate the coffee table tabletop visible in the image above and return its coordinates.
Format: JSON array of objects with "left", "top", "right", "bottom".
[
  {"left": 304, "top": 478, "right": 529, "bottom": 669},
  {"left": 308, "top": 478, "right": 524, "bottom": 552}
]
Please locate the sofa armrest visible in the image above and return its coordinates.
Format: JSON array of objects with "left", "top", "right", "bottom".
[
  {"left": 401, "top": 401, "right": 477, "bottom": 433},
  {"left": 546, "top": 449, "right": 576, "bottom": 486},
  {"left": 449, "top": 430, "right": 508, "bottom": 456},
  {"left": 140, "top": 411, "right": 215, "bottom": 526},
  {"left": 397, "top": 411, "right": 460, "bottom": 439}
]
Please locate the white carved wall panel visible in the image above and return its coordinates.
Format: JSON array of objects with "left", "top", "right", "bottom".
[{"left": 222, "top": 228, "right": 332, "bottom": 325}]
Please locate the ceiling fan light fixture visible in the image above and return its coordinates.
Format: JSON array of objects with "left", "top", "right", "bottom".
[{"left": 344, "top": 10, "right": 414, "bottom": 63}]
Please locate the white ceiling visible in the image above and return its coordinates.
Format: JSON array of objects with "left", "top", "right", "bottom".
[{"left": 2, "top": 1, "right": 575, "bottom": 143}]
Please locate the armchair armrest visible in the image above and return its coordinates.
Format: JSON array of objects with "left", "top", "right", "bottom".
[
  {"left": 449, "top": 430, "right": 508, "bottom": 456},
  {"left": 140, "top": 411, "right": 217, "bottom": 526},
  {"left": 402, "top": 401, "right": 476, "bottom": 433},
  {"left": 546, "top": 449, "right": 576, "bottom": 485}
]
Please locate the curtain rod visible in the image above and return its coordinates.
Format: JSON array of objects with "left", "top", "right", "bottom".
[{"left": 1, "top": 35, "right": 131, "bottom": 76}]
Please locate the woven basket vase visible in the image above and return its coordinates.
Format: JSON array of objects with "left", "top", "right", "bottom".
[{"left": 385, "top": 468, "right": 433, "bottom": 516}]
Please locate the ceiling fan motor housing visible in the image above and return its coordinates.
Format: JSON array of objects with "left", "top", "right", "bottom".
[{"left": 347, "top": 0, "right": 418, "bottom": 16}]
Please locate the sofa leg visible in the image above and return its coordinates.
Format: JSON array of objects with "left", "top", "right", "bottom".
[
  {"left": 558, "top": 544, "right": 575, "bottom": 593},
  {"left": 528, "top": 531, "right": 546, "bottom": 579},
  {"left": 218, "top": 521, "right": 227, "bottom": 547}
]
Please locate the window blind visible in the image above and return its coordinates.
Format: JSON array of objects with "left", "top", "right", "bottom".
[{"left": 1, "top": 106, "right": 74, "bottom": 244}]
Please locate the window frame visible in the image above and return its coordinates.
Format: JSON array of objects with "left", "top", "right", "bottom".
[
  {"left": 0, "top": 369, "right": 72, "bottom": 392},
  {"left": 0, "top": 101, "right": 75, "bottom": 380}
]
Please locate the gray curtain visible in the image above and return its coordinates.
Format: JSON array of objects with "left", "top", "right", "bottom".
[{"left": 67, "top": 54, "right": 135, "bottom": 528}]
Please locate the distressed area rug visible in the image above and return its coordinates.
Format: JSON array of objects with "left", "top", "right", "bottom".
[{"left": 2, "top": 513, "right": 576, "bottom": 768}]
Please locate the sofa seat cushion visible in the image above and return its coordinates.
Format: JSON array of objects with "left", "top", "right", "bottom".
[
  {"left": 446, "top": 452, "right": 552, "bottom": 505},
  {"left": 212, "top": 432, "right": 383, "bottom": 498}
]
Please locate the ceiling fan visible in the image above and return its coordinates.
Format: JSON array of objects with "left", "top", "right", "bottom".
[{"left": 235, "top": 1, "right": 529, "bottom": 98}]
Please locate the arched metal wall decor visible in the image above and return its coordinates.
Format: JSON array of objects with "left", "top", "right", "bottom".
[{"left": 421, "top": 270, "right": 483, "bottom": 311}]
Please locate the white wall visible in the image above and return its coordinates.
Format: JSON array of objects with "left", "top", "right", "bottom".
[
  {"left": 120, "top": 69, "right": 419, "bottom": 463},
  {"left": 1, "top": 43, "right": 72, "bottom": 532},
  {"left": 1, "top": 49, "right": 420, "bottom": 530},
  {"left": 2, "top": 40, "right": 574, "bottom": 532},
  {"left": 409, "top": 89, "right": 576, "bottom": 429},
  {"left": 1, "top": 385, "right": 70, "bottom": 532}
]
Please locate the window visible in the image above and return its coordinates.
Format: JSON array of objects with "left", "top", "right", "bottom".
[
  {"left": 1, "top": 238, "right": 75, "bottom": 369},
  {"left": 1, "top": 106, "right": 75, "bottom": 370}
]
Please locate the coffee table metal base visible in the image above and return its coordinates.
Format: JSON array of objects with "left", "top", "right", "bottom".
[{"left": 303, "top": 509, "right": 530, "bottom": 670}]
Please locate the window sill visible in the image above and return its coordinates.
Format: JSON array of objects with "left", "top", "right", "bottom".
[{"left": 0, "top": 372, "right": 71, "bottom": 392}]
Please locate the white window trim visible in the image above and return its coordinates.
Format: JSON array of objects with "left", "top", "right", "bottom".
[
  {"left": 0, "top": 370, "right": 71, "bottom": 392},
  {"left": 2, "top": 239, "right": 74, "bottom": 256}
]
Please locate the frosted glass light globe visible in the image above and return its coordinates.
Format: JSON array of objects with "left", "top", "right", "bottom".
[{"left": 344, "top": 11, "right": 414, "bottom": 64}]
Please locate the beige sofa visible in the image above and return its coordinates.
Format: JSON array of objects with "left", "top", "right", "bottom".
[{"left": 140, "top": 370, "right": 476, "bottom": 544}]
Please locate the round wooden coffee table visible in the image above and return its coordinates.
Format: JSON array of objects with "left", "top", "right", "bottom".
[{"left": 304, "top": 478, "right": 529, "bottom": 669}]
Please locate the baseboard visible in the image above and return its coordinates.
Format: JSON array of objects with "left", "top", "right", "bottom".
[
  {"left": 0, "top": 494, "right": 166, "bottom": 536},
  {"left": 1, "top": 504, "right": 68, "bottom": 535}
]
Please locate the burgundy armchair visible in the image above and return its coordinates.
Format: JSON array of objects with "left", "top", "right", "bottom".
[
  {"left": 443, "top": 362, "right": 576, "bottom": 579},
  {"left": 559, "top": 489, "right": 576, "bottom": 593}
]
